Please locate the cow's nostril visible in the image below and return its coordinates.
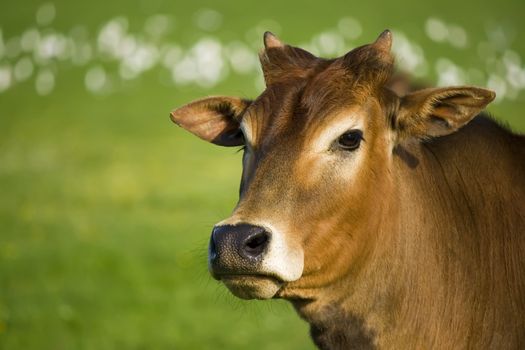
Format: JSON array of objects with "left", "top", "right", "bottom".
[
  {"left": 243, "top": 231, "right": 269, "bottom": 257},
  {"left": 246, "top": 233, "right": 268, "bottom": 249},
  {"left": 209, "top": 233, "right": 217, "bottom": 260},
  {"left": 211, "top": 224, "right": 271, "bottom": 263}
]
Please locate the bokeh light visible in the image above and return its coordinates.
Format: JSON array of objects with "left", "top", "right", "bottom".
[{"left": 0, "top": 7, "right": 524, "bottom": 104}]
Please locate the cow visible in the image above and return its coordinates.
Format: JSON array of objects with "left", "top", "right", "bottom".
[{"left": 170, "top": 30, "right": 525, "bottom": 349}]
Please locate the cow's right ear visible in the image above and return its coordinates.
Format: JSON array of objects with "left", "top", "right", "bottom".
[{"left": 170, "top": 96, "right": 251, "bottom": 146}]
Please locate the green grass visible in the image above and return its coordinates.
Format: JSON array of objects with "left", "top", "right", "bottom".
[
  {"left": 0, "top": 0, "right": 524, "bottom": 349},
  {"left": 0, "top": 82, "right": 314, "bottom": 349}
]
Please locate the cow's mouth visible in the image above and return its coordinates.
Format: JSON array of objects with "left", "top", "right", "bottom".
[{"left": 218, "top": 274, "right": 283, "bottom": 300}]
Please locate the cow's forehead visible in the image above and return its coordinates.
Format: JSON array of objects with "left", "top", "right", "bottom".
[
  {"left": 242, "top": 60, "right": 378, "bottom": 146},
  {"left": 300, "top": 61, "right": 372, "bottom": 118}
]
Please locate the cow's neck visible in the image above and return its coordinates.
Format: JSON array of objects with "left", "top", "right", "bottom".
[
  {"left": 290, "top": 242, "right": 406, "bottom": 348},
  {"left": 291, "top": 182, "right": 407, "bottom": 349},
  {"left": 292, "top": 135, "right": 493, "bottom": 349}
]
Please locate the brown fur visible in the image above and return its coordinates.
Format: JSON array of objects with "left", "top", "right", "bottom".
[{"left": 170, "top": 31, "right": 525, "bottom": 349}]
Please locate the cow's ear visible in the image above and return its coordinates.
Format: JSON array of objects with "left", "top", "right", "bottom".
[
  {"left": 395, "top": 86, "right": 495, "bottom": 139},
  {"left": 170, "top": 96, "right": 251, "bottom": 146}
]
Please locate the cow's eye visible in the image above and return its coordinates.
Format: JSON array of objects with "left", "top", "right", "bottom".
[{"left": 337, "top": 130, "right": 363, "bottom": 151}]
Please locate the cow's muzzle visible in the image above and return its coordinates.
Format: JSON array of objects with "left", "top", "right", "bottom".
[{"left": 208, "top": 223, "right": 283, "bottom": 299}]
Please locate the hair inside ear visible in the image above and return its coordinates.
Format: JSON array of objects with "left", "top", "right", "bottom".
[{"left": 211, "top": 125, "right": 245, "bottom": 146}]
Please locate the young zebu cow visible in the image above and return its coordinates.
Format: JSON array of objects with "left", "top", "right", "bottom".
[{"left": 170, "top": 31, "right": 525, "bottom": 349}]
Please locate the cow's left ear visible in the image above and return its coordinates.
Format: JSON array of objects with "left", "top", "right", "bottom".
[
  {"left": 395, "top": 86, "right": 495, "bottom": 139},
  {"left": 170, "top": 96, "right": 251, "bottom": 146}
]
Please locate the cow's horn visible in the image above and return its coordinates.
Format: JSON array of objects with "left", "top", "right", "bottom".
[{"left": 264, "top": 31, "right": 284, "bottom": 49}]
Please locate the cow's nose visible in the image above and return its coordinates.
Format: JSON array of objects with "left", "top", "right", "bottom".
[{"left": 209, "top": 224, "right": 271, "bottom": 264}]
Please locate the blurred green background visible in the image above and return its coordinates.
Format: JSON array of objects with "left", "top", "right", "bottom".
[{"left": 0, "top": 0, "right": 524, "bottom": 349}]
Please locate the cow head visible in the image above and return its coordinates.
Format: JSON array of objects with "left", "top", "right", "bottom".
[{"left": 170, "top": 31, "right": 495, "bottom": 301}]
